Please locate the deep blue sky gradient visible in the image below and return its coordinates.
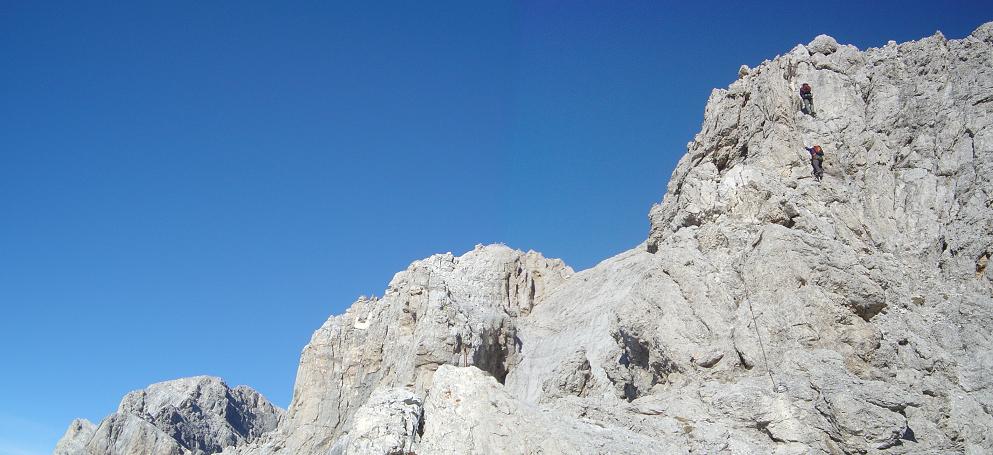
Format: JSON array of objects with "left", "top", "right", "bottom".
[{"left": 1, "top": 2, "right": 988, "bottom": 453}]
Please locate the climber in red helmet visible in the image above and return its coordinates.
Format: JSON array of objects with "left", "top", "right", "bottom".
[{"left": 800, "top": 83, "right": 815, "bottom": 116}]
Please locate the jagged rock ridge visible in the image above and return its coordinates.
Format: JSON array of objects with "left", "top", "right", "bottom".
[
  {"left": 54, "top": 376, "right": 282, "bottom": 455},
  {"left": 58, "top": 23, "right": 993, "bottom": 454}
]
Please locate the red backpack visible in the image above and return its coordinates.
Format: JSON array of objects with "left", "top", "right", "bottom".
[{"left": 801, "top": 83, "right": 812, "bottom": 94}]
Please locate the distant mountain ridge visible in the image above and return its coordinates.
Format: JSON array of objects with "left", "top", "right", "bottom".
[{"left": 55, "top": 376, "right": 281, "bottom": 455}]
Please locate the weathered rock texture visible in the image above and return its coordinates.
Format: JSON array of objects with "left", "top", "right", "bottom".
[
  {"left": 230, "top": 245, "right": 574, "bottom": 454},
  {"left": 54, "top": 419, "right": 97, "bottom": 455},
  {"left": 58, "top": 24, "right": 993, "bottom": 455},
  {"left": 638, "top": 23, "right": 993, "bottom": 453},
  {"left": 55, "top": 376, "right": 282, "bottom": 455},
  {"left": 328, "top": 388, "right": 422, "bottom": 455}
]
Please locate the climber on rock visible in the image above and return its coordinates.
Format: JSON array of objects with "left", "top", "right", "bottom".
[
  {"left": 806, "top": 145, "right": 825, "bottom": 181},
  {"left": 800, "top": 83, "right": 815, "bottom": 116}
]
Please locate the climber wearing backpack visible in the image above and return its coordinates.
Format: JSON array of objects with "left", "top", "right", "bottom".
[
  {"left": 806, "top": 145, "right": 825, "bottom": 180},
  {"left": 800, "top": 83, "right": 815, "bottom": 116}
]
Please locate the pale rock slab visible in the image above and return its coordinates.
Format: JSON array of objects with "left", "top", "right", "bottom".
[
  {"left": 328, "top": 388, "right": 422, "bottom": 455},
  {"left": 86, "top": 413, "right": 186, "bottom": 455},
  {"left": 417, "top": 365, "right": 674, "bottom": 454}
]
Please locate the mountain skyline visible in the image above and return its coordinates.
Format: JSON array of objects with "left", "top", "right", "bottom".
[{"left": 2, "top": 2, "right": 990, "bottom": 454}]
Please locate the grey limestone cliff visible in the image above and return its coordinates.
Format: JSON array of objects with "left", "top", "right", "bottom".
[{"left": 58, "top": 23, "right": 993, "bottom": 455}]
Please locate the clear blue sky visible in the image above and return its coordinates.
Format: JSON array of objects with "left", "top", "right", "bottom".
[{"left": 0, "top": 1, "right": 987, "bottom": 453}]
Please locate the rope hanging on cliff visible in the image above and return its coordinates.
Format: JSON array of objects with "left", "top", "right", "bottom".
[{"left": 743, "top": 285, "right": 786, "bottom": 393}]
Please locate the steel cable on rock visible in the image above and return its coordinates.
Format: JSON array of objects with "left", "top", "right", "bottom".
[{"left": 743, "top": 285, "right": 784, "bottom": 393}]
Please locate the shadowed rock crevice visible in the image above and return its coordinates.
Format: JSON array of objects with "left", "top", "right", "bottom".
[
  {"left": 608, "top": 329, "right": 680, "bottom": 402},
  {"left": 469, "top": 325, "right": 516, "bottom": 384}
]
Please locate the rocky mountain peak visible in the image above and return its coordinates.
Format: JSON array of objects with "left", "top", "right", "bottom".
[
  {"left": 646, "top": 26, "right": 993, "bottom": 308},
  {"left": 55, "top": 377, "right": 282, "bottom": 455}
]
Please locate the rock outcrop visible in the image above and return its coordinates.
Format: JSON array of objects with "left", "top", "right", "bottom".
[
  {"left": 55, "top": 376, "right": 282, "bottom": 455},
  {"left": 58, "top": 23, "right": 993, "bottom": 455},
  {"left": 327, "top": 388, "right": 422, "bottom": 455},
  {"left": 232, "top": 245, "right": 573, "bottom": 454},
  {"left": 638, "top": 23, "right": 993, "bottom": 453},
  {"left": 54, "top": 419, "right": 97, "bottom": 455},
  {"left": 417, "top": 365, "right": 673, "bottom": 454}
]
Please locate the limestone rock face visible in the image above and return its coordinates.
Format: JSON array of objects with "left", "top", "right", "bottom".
[
  {"left": 55, "top": 377, "right": 282, "bottom": 455},
  {"left": 54, "top": 419, "right": 96, "bottom": 455},
  {"left": 230, "top": 244, "right": 574, "bottom": 454},
  {"left": 328, "top": 388, "right": 422, "bottom": 455},
  {"left": 84, "top": 414, "right": 186, "bottom": 455},
  {"left": 58, "top": 23, "right": 993, "bottom": 455},
  {"left": 641, "top": 22, "right": 993, "bottom": 453},
  {"left": 417, "top": 365, "right": 672, "bottom": 454}
]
